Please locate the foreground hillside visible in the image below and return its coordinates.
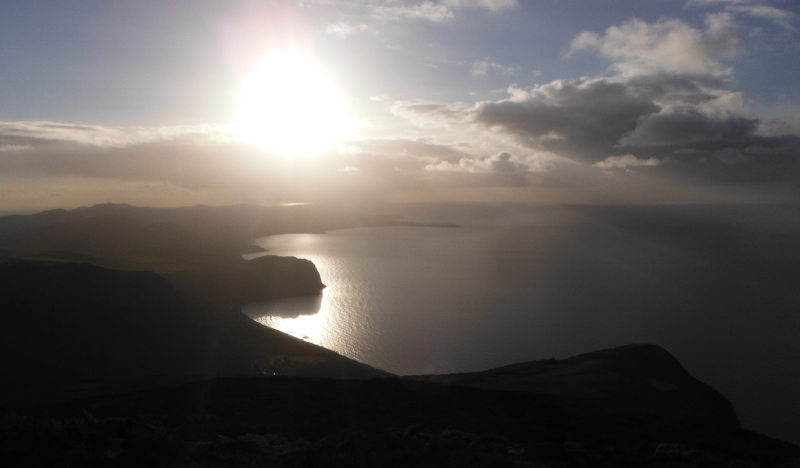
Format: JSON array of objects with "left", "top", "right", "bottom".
[
  {"left": 408, "top": 344, "right": 739, "bottom": 429},
  {"left": 3, "top": 375, "right": 799, "bottom": 467}
]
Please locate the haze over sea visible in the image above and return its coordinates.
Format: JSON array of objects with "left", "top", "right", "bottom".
[{"left": 244, "top": 204, "right": 800, "bottom": 443}]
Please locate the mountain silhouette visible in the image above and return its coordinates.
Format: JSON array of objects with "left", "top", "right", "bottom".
[{"left": 409, "top": 344, "right": 739, "bottom": 429}]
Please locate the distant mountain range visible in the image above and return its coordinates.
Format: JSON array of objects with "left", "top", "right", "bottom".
[
  {"left": 0, "top": 202, "right": 459, "bottom": 311},
  {"left": 0, "top": 202, "right": 459, "bottom": 272}
]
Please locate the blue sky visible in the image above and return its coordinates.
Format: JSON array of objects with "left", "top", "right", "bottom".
[{"left": 1, "top": 0, "right": 799, "bottom": 209}]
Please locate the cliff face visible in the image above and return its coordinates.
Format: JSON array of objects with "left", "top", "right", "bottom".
[
  {"left": 408, "top": 344, "right": 739, "bottom": 429},
  {"left": 0, "top": 260, "right": 388, "bottom": 406}
]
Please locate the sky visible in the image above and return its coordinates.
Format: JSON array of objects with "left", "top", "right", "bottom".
[{"left": 1, "top": 0, "right": 799, "bottom": 210}]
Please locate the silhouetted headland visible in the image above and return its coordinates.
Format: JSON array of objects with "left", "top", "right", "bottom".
[{"left": 408, "top": 344, "right": 739, "bottom": 429}]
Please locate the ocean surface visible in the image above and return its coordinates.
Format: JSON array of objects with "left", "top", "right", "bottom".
[{"left": 243, "top": 204, "right": 800, "bottom": 443}]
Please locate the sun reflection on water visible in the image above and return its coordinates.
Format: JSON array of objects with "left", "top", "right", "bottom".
[
  {"left": 244, "top": 235, "right": 343, "bottom": 351},
  {"left": 253, "top": 291, "right": 332, "bottom": 345}
]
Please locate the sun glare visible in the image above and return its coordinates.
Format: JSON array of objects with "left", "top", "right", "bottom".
[{"left": 235, "top": 52, "right": 355, "bottom": 155}]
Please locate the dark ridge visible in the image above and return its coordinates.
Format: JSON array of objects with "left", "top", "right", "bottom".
[
  {"left": 3, "top": 376, "right": 798, "bottom": 467},
  {"left": 408, "top": 343, "right": 739, "bottom": 429}
]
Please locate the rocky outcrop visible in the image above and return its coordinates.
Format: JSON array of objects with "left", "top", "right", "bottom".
[{"left": 408, "top": 344, "right": 739, "bottom": 428}]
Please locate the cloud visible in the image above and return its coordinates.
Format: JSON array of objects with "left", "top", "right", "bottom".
[
  {"left": 469, "top": 60, "right": 521, "bottom": 76},
  {"left": 0, "top": 121, "right": 131, "bottom": 147},
  {"left": 363, "top": 0, "right": 522, "bottom": 23},
  {"left": 470, "top": 79, "right": 662, "bottom": 161},
  {"left": 325, "top": 22, "right": 368, "bottom": 37},
  {"left": 618, "top": 105, "right": 758, "bottom": 147},
  {"left": 371, "top": 1, "right": 453, "bottom": 22},
  {"left": 0, "top": 122, "right": 511, "bottom": 203},
  {"left": 728, "top": 5, "right": 796, "bottom": 31},
  {"left": 391, "top": 101, "right": 472, "bottom": 127},
  {"left": 569, "top": 13, "right": 742, "bottom": 79},
  {"left": 0, "top": 121, "right": 230, "bottom": 148},
  {"left": 419, "top": 151, "right": 562, "bottom": 189},
  {"left": 685, "top": 0, "right": 797, "bottom": 31},
  {"left": 0, "top": 122, "right": 288, "bottom": 191},
  {"left": 390, "top": 13, "right": 800, "bottom": 187},
  {"left": 350, "top": 138, "right": 477, "bottom": 166},
  {"left": 0, "top": 145, "right": 33, "bottom": 152},
  {"left": 685, "top": 0, "right": 753, "bottom": 5},
  {"left": 426, "top": 151, "right": 530, "bottom": 173},
  {"left": 757, "top": 106, "right": 800, "bottom": 137},
  {"left": 3, "top": 119, "right": 798, "bottom": 208},
  {"left": 448, "top": 15, "right": 789, "bottom": 166},
  {"left": 447, "top": 77, "right": 800, "bottom": 178},
  {"left": 441, "top": 0, "right": 519, "bottom": 12},
  {"left": 393, "top": 77, "right": 669, "bottom": 162},
  {"left": 594, "top": 154, "right": 662, "bottom": 168}
]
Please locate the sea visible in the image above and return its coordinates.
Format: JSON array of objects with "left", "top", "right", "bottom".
[{"left": 242, "top": 203, "right": 800, "bottom": 444}]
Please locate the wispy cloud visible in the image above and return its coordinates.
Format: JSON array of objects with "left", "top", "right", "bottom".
[
  {"left": 391, "top": 100, "right": 471, "bottom": 127},
  {"left": 685, "top": 0, "right": 796, "bottom": 31},
  {"left": 426, "top": 151, "right": 531, "bottom": 173},
  {"left": 594, "top": 154, "right": 662, "bottom": 168},
  {"left": 371, "top": 1, "right": 454, "bottom": 22},
  {"left": 469, "top": 60, "right": 521, "bottom": 76},
  {"left": 569, "top": 13, "right": 743, "bottom": 79},
  {"left": 728, "top": 4, "right": 796, "bottom": 31},
  {"left": 0, "top": 121, "right": 232, "bottom": 148},
  {"left": 441, "top": 0, "right": 519, "bottom": 12},
  {"left": 325, "top": 21, "right": 368, "bottom": 37}
]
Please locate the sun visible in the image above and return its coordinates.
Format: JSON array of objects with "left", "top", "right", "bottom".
[{"left": 235, "top": 52, "right": 356, "bottom": 155}]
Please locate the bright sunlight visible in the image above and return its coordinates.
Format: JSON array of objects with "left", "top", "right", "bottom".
[{"left": 235, "top": 52, "right": 356, "bottom": 155}]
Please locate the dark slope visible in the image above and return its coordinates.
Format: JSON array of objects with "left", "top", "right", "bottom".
[
  {"left": 0, "top": 260, "right": 389, "bottom": 406},
  {"left": 3, "top": 376, "right": 798, "bottom": 467},
  {"left": 0, "top": 261, "right": 212, "bottom": 384},
  {"left": 408, "top": 344, "right": 738, "bottom": 429}
]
